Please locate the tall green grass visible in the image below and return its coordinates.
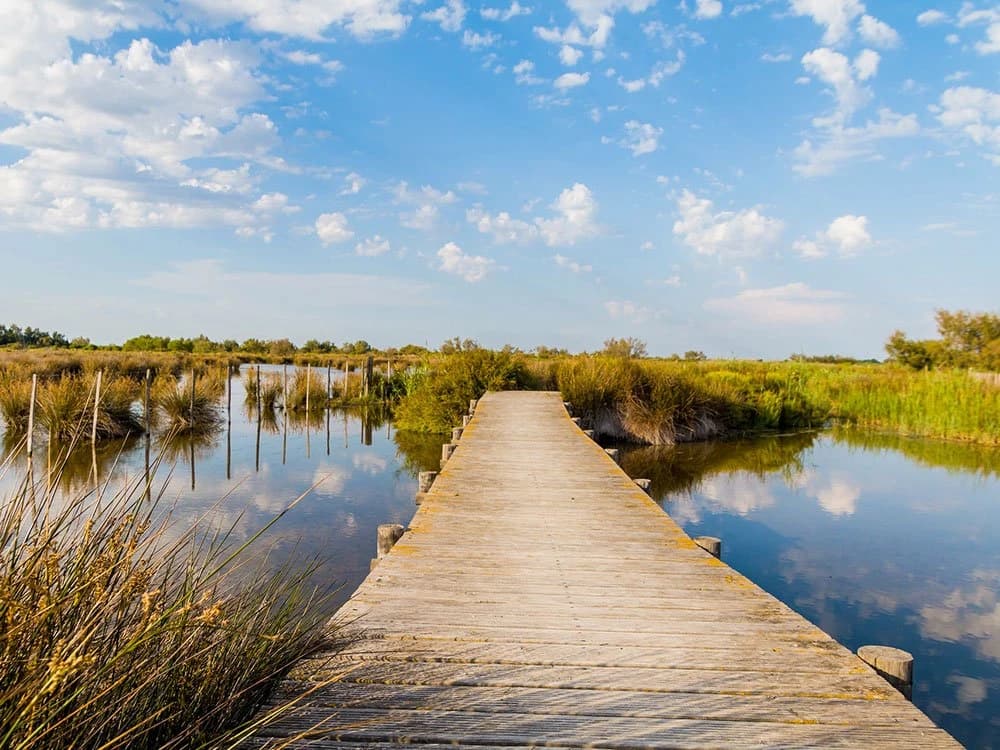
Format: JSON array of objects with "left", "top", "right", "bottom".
[
  {"left": 154, "top": 374, "right": 224, "bottom": 434},
  {"left": 0, "top": 449, "right": 341, "bottom": 749}
]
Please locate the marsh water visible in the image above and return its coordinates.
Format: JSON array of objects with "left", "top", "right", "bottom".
[{"left": 2, "top": 374, "right": 999, "bottom": 748}]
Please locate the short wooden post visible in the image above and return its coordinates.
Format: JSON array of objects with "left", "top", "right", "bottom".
[
  {"left": 343, "top": 359, "right": 349, "bottom": 399},
  {"left": 441, "top": 442, "right": 457, "bottom": 468},
  {"left": 563, "top": 401, "right": 573, "bottom": 416},
  {"left": 306, "top": 363, "right": 311, "bottom": 413},
  {"left": 283, "top": 364, "right": 288, "bottom": 409},
  {"left": 26, "top": 374, "right": 37, "bottom": 456},
  {"left": 451, "top": 427, "right": 463, "bottom": 442},
  {"left": 858, "top": 646, "right": 914, "bottom": 700},
  {"left": 463, "top": 414, "right": 471, "bottom": 427},
  {"left": 695, "top": 536, "right": 722, "bottom": 558},
  {"left": 634, "top": 478, "right": 652, "bottom": 495},
  {"left": 224, "top": 366, "right": 230, "bottom": 422},
  {"left": 416, "top": 470, "right": 437, "bottom": 505},
  {"left": 604, "top": 448, "right": 619, "bottom": 464},
  {"left": 326, "top": 363, "right": 332, "bottom": 400},
  {"left": 92, "top": 369, "right": 103, "bottom": 444},
  {"left": 469, "top": 399, "right": 477, "bottom": 414},
  {"left": 583, "top": 429, "right": 595, "bottom": 439},
  {"left": 377, "top": 523, "right": 405, "bottom": 558}
]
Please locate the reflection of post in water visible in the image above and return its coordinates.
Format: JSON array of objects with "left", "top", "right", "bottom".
[
  {"left": 363, "top": 407, "right": 373, "bottom": 447},
  {"left": 190, "top": 439, "right": 195, "bottom": 491},
  {"left": 344, "top": 410, "right": 348, "bottom": 449},
  {"left": 305, "top": 407, "right": 311, "bottom": 459},
  {"left": 225, "top": 364, "right": 232, "bottom": 481},
  {"left": 326, "top": 404, "right": 331, "bottom": 456},
  {"left": 255, "top": 365, "right": 262, "bottom": 473}
]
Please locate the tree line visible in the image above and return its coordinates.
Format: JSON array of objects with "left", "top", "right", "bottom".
[{"left": 886, "top": 310, "right": 1000, "bottom": 371}]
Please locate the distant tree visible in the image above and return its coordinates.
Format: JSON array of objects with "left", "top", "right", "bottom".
[
  {"left": 221, "top": 339, "right": 240, "bottom": 352},
  {"left": 683, "top": 350, "right": 707, "bottom": 361},
  {"left": 123, "top": 334, "right": 171, "bottom": 351},
  {"left": 69, "top": 336, "right": 92, "bottom": 349},
  {"left": 167, "top": 338, "right": 194, "bottom": 353},
  {"left": 440, "top": 337, "right": 480, "bottom": 354},
  {"left": 398, "top": 344, "right": 429, "bottom": 356},
  {"left": 267, "top": 338, "right": 297, "bottom": 358},
  {"left": 534, "top": 345, "right": 569, "bottom": 357},
  {"left": 602, "top": 337, "right": 647, "bottom": 359},
  {"left": 346, "top": 340, "right": 372, "bottom": 355},
  {"left": 191, "top": 335, "right": 219, "bottom": 354},
  {"left": 240, "top": 338, "right": 268, "bottom": 354},
  {"left": 885, "top": 331, "right": 938, "bottom": 370}
]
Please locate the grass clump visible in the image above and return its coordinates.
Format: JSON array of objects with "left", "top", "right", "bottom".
[
  {"left": 394, "top": 349, "right": 530, "bottom": 432},
  {"left": 0, "top": 376, "right": 33, "bottom": 432},
  {"left": 154, "top": 374, "right": 224, "bottom": 434},
  {"left": 36, "top": 374, "right": 143, "bottom": 441},
  {"left": 0, "top": 456, "right": 338, "bottom": 750},
  {"left": 285, "top": 369, "right": 327, "bottom": 413}
]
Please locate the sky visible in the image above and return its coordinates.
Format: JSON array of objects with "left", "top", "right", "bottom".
[{"left": 0, "top": 0, "right": 998, "bottom": 358}]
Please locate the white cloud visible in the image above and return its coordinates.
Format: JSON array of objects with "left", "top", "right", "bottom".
[
  {"left": 560, "top": 45, "right": 585, "bottom": 65},
  {"left": 761, "top": 52, "right": 793, "bottom": 62},
  {"left": 355, "top": 235, "right": 391, "bottom": 256},
  {"left": 957, "top": 4, "right": 1000, "bottom": 55},
  {"left": 339, "top": 171, "right": 366, "bottom": 195},
  {"left": 937, "top": 86, "right": 1000, "bottom": 164},
  {"left": 481, "top": 1, "right": 531, "bottom": 21},
  {"left": 794, "top": 214, "right": 873, "bottom": 258},
  {"left": 694, "top": 0, "right": 724, "bottom": 19},
  {"left": 437, "top": 241, "right": 495, "bottom": 281},
  {"left": 535, "top": 183, "right": 601, "bottom": 246},
  {"left": 513, "top": 59, "right": 544, "bottom": 84},
  {"left": 466, "top": 207, "right": 539, "bottom": 243},
  {"left": 618, "top": 120, "right": 664, "bottom": 156},
  {"left": 789, "top": 0, "right": 865, "bottom": 45},
  {"left": 858, "top": 14, "right": 900, "bottom": 48},
  {"left": 616, "top": 52, "right": 685, "bottom": 92},
  {"left": 315, "top": 212, "right": 354, "bottom": 244},
  {"left": 462, "top": 29, "right": 500, "bottom": 48},
  {"left": 565, "top": 0, "right": 656, "bottom": 27},
  {"left": 673, "top": 189, "right": 784, "bottom": 257},
  {"left": 793, "top": 108, "right": 919, "bottom": 175},
  {"left": 604, "top": 299, "right": 650, "bottom": 322},
  {"left": 917, "top": 9, "right": 948, "bottom": 26},
  {"left": 704, "top": 283, "right": 848, "bottom": 324},
  {"left": 801, "top": 47, "right": 878, "bottom": 124},
  {"left": 281, "top": 49, "right": 344, "bottom": 77},
  {"left": 554, "top": 71, "right": 591, "bottom": 89},
  {"left": 394, "top": 181, "right": 457, "bottom": 230},
  {"left": 553, "top": 254, "right": 592, "bottom": 272},
  {"left": 421, "top": 0, "right": 466, "bottom": 31},
  {"left": 400, "top": 204, "right": 439, "bottom": 230},
  {"left": 179, "top": 0, "right": 410, "bottom": 39}
]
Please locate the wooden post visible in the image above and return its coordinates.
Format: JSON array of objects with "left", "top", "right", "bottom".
[
  {"left": 377, "top": 523, "right": 405, "bottom": 558},
  {"left": 858, "top": 646, "right": 914, "bottom": 700},
  {"left": 92, "top": 369, "right": 103, "bottom": 444},
  {"left": 604, "top": 448, "right": 619, "bottom": 465},
  {"left": 145, "top": 369, "right": 152, "bottom": 433},
  {"left": 695, "top": 536, "right": 722, "bottom": 559},
  {"left": 225, "top": 366, "right": 231, "bottom": 423},
  {"left": 327, "top": 363, "right": 332, "bottom": 400},
  {"left": 451, "top": 427, "right": 463, "bottom": 442},
  {"left": 26, "top": 374, "right": 37, "bottom": 456},
  {"left": 189, "top": 369, "right": 196, "bottom": 428},
  {"left": 634, "top": 478, "right": 652, "bottom": 495},
  {"left": 469, "top": 399, "right": 478, "bottom": 414},
  {"left": 463, "top": 414, "right": 471, "bottom": 427},
  {"left": 416, "top": 470, "right": 437, "bottom": 505},
  {"left": 441, "top": 442, "right": 457, "bottom": 468},
  {"left": 306, "top": 363, "right": 312, "bottom": 413},
  {"left": 283, "top": 364, "right": 288, "bottom": 410},
  {"left": 343, "top": 359, "right": 349, "bottom": 400}
]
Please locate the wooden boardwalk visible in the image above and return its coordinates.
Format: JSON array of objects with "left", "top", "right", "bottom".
[{"left": 249, "top": 391, "right": 960, "bottom": 748}]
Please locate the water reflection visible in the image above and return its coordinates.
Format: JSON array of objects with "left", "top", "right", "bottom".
[
  {"left": 619, "top": 430, "right": 1000, "bottom": 748},
  {"left": 0, "top": 366, "right": 441, "bottom": 620}
]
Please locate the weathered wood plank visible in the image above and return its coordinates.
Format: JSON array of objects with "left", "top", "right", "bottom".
[{"left": 245, "top": 391, "right": 959, "bottom": 748}]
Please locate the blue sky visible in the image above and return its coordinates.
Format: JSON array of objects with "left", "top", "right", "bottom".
[{"left": 1, "top": 0, "right": 998, "bottom": 357}]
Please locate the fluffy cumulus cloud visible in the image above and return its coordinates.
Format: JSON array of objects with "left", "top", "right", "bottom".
[
  {"left": 618, "top": 120, "right": 663, "bottom": 156},
  {"left": 481, "top": 2, "right": 531, "bottom": 21},
  {"left": 421, "top": 0, "right": 466, "bottom": 31},
  {"left": 793, "top": 108, "right": 919, "bottom": 176},
  {"left": 937, "top": 86, "right": 1000, "bottom": 164},
  {"left": 801, "top": 47, "right": 879, "bottom": 124},
  {"left": 395, "top": 181, "right": 458, "bottom": 230},
  {"left": 181, "top": 0, "right": 411, "bottom": 39},
  {"left": 790, "top": 0, "right": 865, "bottom": 44},
  {"left": 535, "top": 183, "right": 601, "bottom": 246},
  {"left": 794, "top": 214, "right": 873, "bottom": 258},
  {"left": 554, "top": 72, "right": 591, "bottom": 90},
  {"left": 704, "top": 283, "right": 848, "bottom": 324},
  {"left": 672, "top": 190, "right": 784, "bottom": 257},
  {"left": 355, "top": 235, "right": 391, "bottom": 256},
  {"left": 0, "top": 24, "right": 294, "bottom": 234},
  {"left": 315, "top": 212, "right": 354, "bottom": 244},
  {"left": 437, "top": 241, "right": 495, "bottom": 281},
  {"left": 694, "top": 0, "right": 723, "bottom": 20},
  {"left": 468, "top": 183, "right": 601, "bottom": 246},
  {"left": 858, "top": 14, "right": 900, "bottom": 48}
]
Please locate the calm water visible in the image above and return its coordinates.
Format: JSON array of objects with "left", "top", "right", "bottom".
[
  {"left": 619, "top": 429, "right": 1000, "bottom": 749},
  {"left": 3, "top": 376, "right": 998, "bottom": 747}
]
